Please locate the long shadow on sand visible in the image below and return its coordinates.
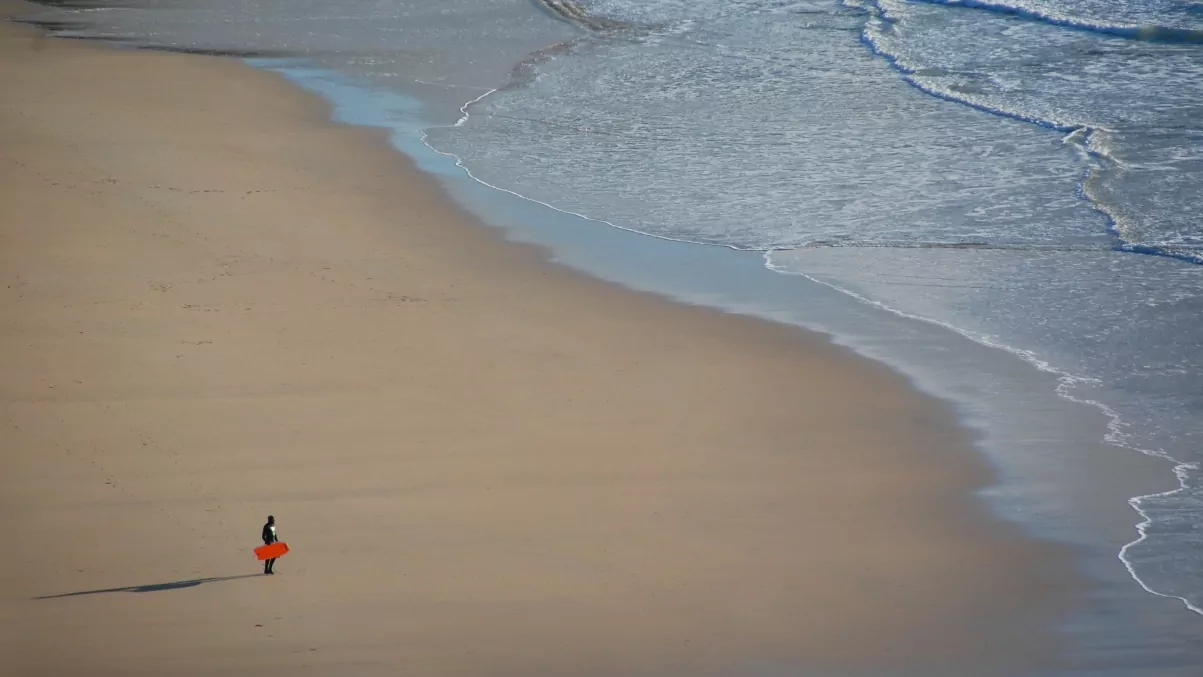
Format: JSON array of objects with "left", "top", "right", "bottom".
[{"left": 34, "top": 574, "right": 263, "bottom": 599}]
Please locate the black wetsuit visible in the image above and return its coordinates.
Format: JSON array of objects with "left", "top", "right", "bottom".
[{"left": 262, "top": 521, "right": 278, "bottom": 574}]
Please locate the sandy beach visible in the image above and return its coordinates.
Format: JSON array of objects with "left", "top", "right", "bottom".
[{"left": 1, "top": 3, "right": 1077, "bottom": 675}]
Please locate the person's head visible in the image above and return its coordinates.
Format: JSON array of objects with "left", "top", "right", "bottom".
[{"left": 267, "top": 515, "right": 275, "bottom": 525}]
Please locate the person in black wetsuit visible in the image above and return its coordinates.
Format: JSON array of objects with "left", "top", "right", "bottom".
[{"left": 262, "top": 515, "right": 278, "bottom": 575}]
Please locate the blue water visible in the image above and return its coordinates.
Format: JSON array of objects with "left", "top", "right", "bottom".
[
  {"left": 439, "top": 0, "right": 1203, "bottom": 623},
  {"left": 19, "top": 0, "right": 1203, "bottom": 670},
  {"left": 433, "top": 0, "right": 1203, "bottom": 625}
]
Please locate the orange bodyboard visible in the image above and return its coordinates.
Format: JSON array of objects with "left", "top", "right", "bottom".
[{"left": 255, "top": 542, "right": 289, "bottom": 560}]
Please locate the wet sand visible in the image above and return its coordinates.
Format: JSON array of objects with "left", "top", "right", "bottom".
[{"left": 0, "top": 3, "right": 1077, "bottom": 675}]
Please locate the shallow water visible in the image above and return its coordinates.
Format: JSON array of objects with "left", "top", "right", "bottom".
[
  {"left": 476, "top": 0, "right": 1198, "bottom": 620},
  {"left": 442, "top": 0, "right": 1203, "bottom": 620}
]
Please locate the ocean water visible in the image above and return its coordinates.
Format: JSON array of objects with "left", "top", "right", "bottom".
[{"left": 19, "top": 0, "right": 1203, "bottom": 670}]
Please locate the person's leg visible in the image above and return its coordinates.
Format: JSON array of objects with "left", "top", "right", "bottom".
[
  {"left": 267, "top": 557, "right": 276, "bottom": 574},
  {"left": 264, "top": 557, "right": 272, "bottom": 574}
]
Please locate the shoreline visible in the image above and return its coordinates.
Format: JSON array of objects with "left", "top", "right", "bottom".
[
  {"left": 2, "top": 3, "right": 1084, "bottom": 675},
  {"left": 262, "top": 55, "right": 1182, "bottom": 617}
]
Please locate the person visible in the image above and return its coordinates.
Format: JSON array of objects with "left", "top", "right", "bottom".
[{"left": 261, "top": 515, "right": 278, "bottom": 575}]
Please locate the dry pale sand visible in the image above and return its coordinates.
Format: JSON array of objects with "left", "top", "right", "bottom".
[{"left": 0, "top": 5, "right": 1077, "bottom": 676}]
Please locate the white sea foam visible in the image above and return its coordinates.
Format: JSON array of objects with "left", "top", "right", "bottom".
[{"left": 766, "top": 245, "right": 1203, "bottom": 615}]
